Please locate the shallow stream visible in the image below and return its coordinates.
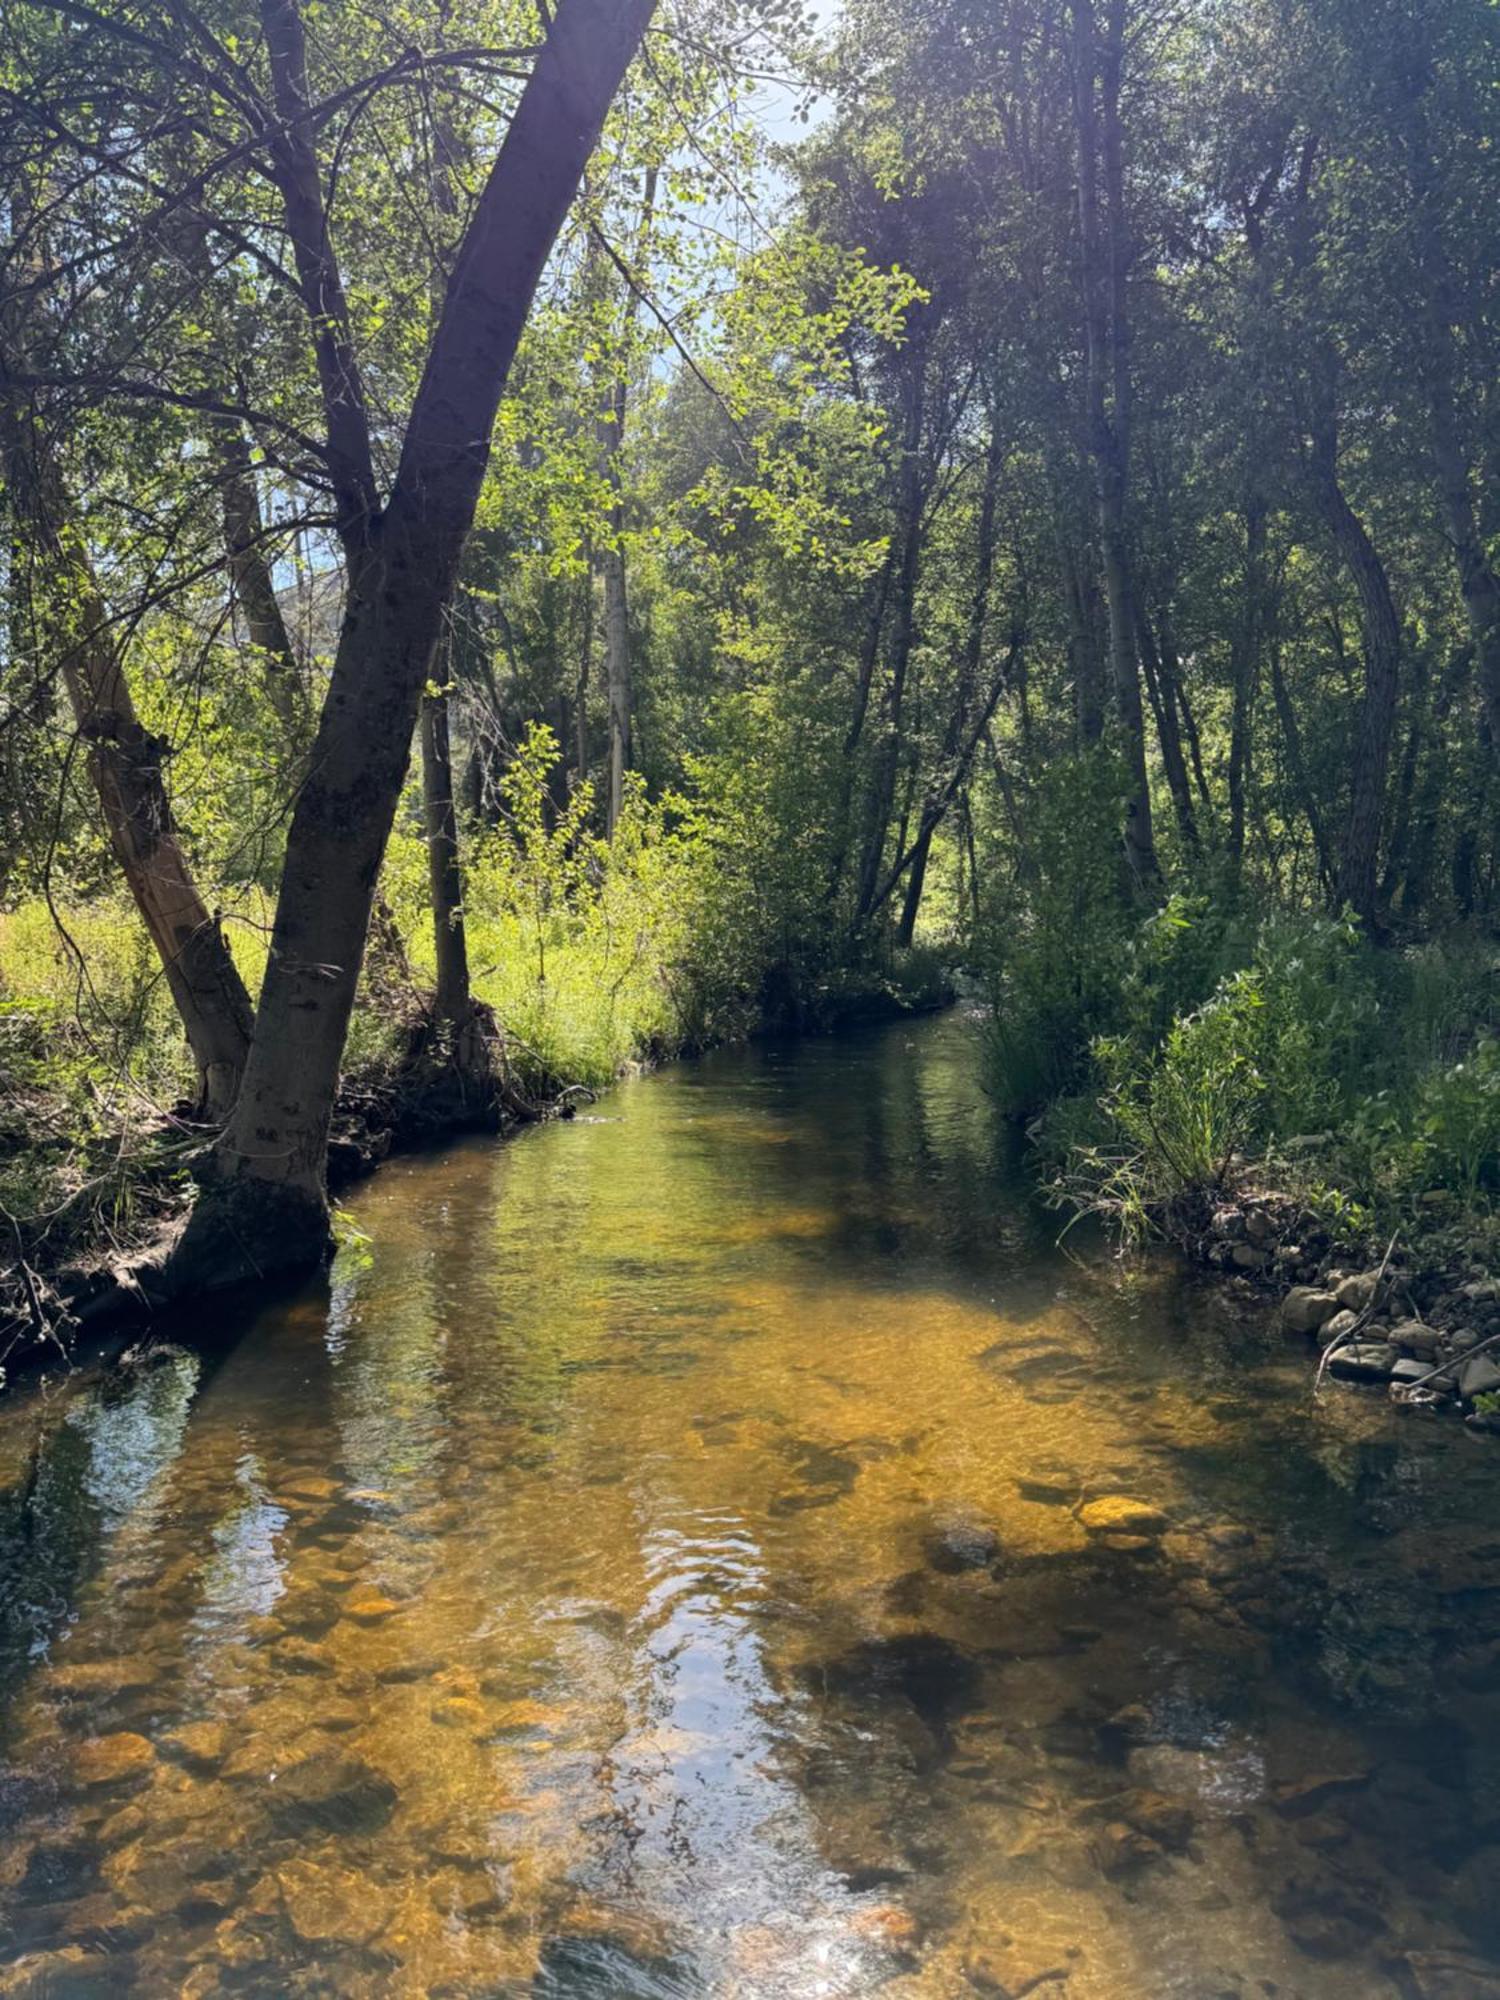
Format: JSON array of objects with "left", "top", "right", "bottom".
[{"left": 2, "top": 1010, "right": 1500, "bottom": 1997}]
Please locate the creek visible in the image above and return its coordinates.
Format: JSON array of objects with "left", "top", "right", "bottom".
[{"left": 1, "top": 1007, "right": 1499, "bottom": 1997}]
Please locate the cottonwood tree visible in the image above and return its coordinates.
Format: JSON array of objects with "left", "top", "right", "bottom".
[{"left": 3, "top": 0, "right": 659, "bottom": 1274}]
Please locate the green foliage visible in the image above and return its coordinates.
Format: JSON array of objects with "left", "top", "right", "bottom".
[
  {"left": 1044, "top": 906, "right": 1500, "bottom": 1240},
  {"left": 971, "top": 752, "right": 1135, "bottom": 1116}
]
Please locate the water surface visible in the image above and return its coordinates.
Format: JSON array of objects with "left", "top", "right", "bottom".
[{"left": 3, "top": 1011, "right": 1500, "bottom": 1997}]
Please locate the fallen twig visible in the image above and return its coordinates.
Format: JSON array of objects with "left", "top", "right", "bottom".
[{"left": 1313, "top": 1230, "right": 1399, "bottom": 1394}]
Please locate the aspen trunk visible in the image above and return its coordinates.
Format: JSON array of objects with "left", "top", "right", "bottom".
[{"left": 420, "top": 651, "right": 472, "bottom": 1025}]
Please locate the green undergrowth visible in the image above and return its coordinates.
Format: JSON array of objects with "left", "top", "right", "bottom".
[
  {"left": 983, "top": 885, "right": 1500, "bottom": 1253},
  {"left": 0, "top": 725, "right": 951, "bottom": 1352}
]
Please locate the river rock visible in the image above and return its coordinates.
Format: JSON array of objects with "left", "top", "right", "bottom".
[
  {"left": 1090, "top": 1819, "right": 1161, "bottom": 1875},
  {"left": 1320, "top": 1308, "right": 1361, "bottom": 1343},
  {"left": 265, "top": 1752, "right": 398, "bottom": 1836},
  {"left": 923, "top": 1517, "right": 1001, "bottom": 1573},
  {"left": 343, "top": 1588, "right": 401, "bottom": 1624},
  {"left": 269, "top": 1635, "right": 338, "bottom": 1677},
  {"left": 103, "top": 1833, "right": 232, "bottom": 1916},
  {"left": 1272, "top": 1769, "right": 1370, "bottom": 1818},
  {"left": 74, "top": 1733, "right": 156, "bottom": 1789},
  {"left": 0, "top": 1949, "right": 117, "bottom": 1997},
  {"left": 1392, "top": 1357, "right": 1441, "bottom": 1386},
  {"left": 1077, "top": 1496, "right": 1168, "bottom": 1537},
  {"left": 1398, "top": 1949, "right": 1500, "bottom": 1998},
  {"left": 273, "top": 1858, "right": 385, "bottom": 1947},
  {"left": 1283, "top": 1286, "right": 1339, "bottom": 1334},
  {"left": 161, "top": 1722, "right": 228, "bottom": 1775},
  {"left": 1327, "top": 1343, "right": 1397, "bottom": 1382},
  {"left": 1231, "top": 1244, "right": 1270, "bottom": 1271},
  {"left": 1390, "top": 1318, "right": 1441, "bottom": 1357},
  {"left": 1335, "top": 1271, "right": 1382, "bottom": 1312},
  {"left": 45, "top": 1661, "right": 156, "bottom": 1703},
  {"left": 1119, "top": 1789, "right": 1193, "bottom": 1851},
  {"left": 1460, "top": 1354, "right": 1500, "bottom": 1400}
]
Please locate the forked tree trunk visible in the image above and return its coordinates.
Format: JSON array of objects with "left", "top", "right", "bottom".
[
  {"left": 178, "top": 0, "right": 656, "bottom": 1280},
  {"left": 1, "top": 392, "right": 254, "bottom": 1116}
]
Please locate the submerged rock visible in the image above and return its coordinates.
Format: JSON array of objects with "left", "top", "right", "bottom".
[
  {"left": 73, "top": 1734, "right": 156, "bottom": 1789},
  {"left": 1089, "top": 1819, "right": 1162, "bottom": 1876},
  {"left": 265, "top": 1752, "right": 398, "bottom": 1836},
  {"left": 1077, "top": 1496, "right": 1168, "bottom": 1537},
  {"left": 923, "top": 1516, "right": 1000, "bottom": 1574},
  {"left": 1119, "top": 1789, "right": 1194, "bottom": 1851},
  {"left": 1271, "top": 1769, "right": 1370, "bottom": 1818},
  {"left": 275, "top": 1858, "right": 386, "bottom": 1947},
  {"left": 1327, "top": 1343, "right": 1397, "bottom": 1382}
]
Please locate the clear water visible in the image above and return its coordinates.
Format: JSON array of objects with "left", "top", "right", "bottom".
[{"left": 2, "top": 1009, "right": 1500, "bottom": 1998}]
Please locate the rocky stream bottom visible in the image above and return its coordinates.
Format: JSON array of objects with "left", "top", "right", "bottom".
[{"left": 2, "top": 1012, "right": 1500, "bottom": 1999}]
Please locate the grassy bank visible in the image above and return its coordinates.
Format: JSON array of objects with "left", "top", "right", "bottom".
[
  {"left": 977, "top": 884, "right": 1500, "bottom": 1414},
  {"left": 0, "top": 750, "right": 951, "bottom": 1375}
]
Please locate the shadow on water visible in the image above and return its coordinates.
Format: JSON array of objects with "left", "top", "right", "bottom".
[{"left": 2, "top": 1008, "right": 1500, "bottom": 1995}]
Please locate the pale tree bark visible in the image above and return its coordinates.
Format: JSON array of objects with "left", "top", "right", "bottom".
[
  {"left": 179, "top": 0, "right": 657, "bottom": 1280},
  {"left": 1071, "top": 0, "right": 1157, "bottom": 885},
  {"left": 596, "top": 169, "right": 656, "bottom": 837},
  {"left": 215, "top": 421, "right": 307, "bottom": 738},
  {"left": 420, "top": 636, "right": 472, "bottom": 1025},
  {"left": 1, "top": 387, "right": 255, "bottom": 1117},
  {"left": 1422, "top": 292, "right": 1500, "bottom": 747}
]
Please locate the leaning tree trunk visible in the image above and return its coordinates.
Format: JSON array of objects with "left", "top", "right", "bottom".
[
  {"left": 1, "top": 391, "right": 254, "bottom": 1117},
  {"left": 177, "top": 0, "right": 657, "bottom": 1282}
]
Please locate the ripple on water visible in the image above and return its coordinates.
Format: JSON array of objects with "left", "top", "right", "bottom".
[{"left": 1, "top": 1015, "right": 1499, "bottom": 1997}]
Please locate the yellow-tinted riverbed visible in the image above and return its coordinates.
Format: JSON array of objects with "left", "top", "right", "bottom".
[{"left": 3, "top": 1010, "right": 1500, "bottom": 1996}]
